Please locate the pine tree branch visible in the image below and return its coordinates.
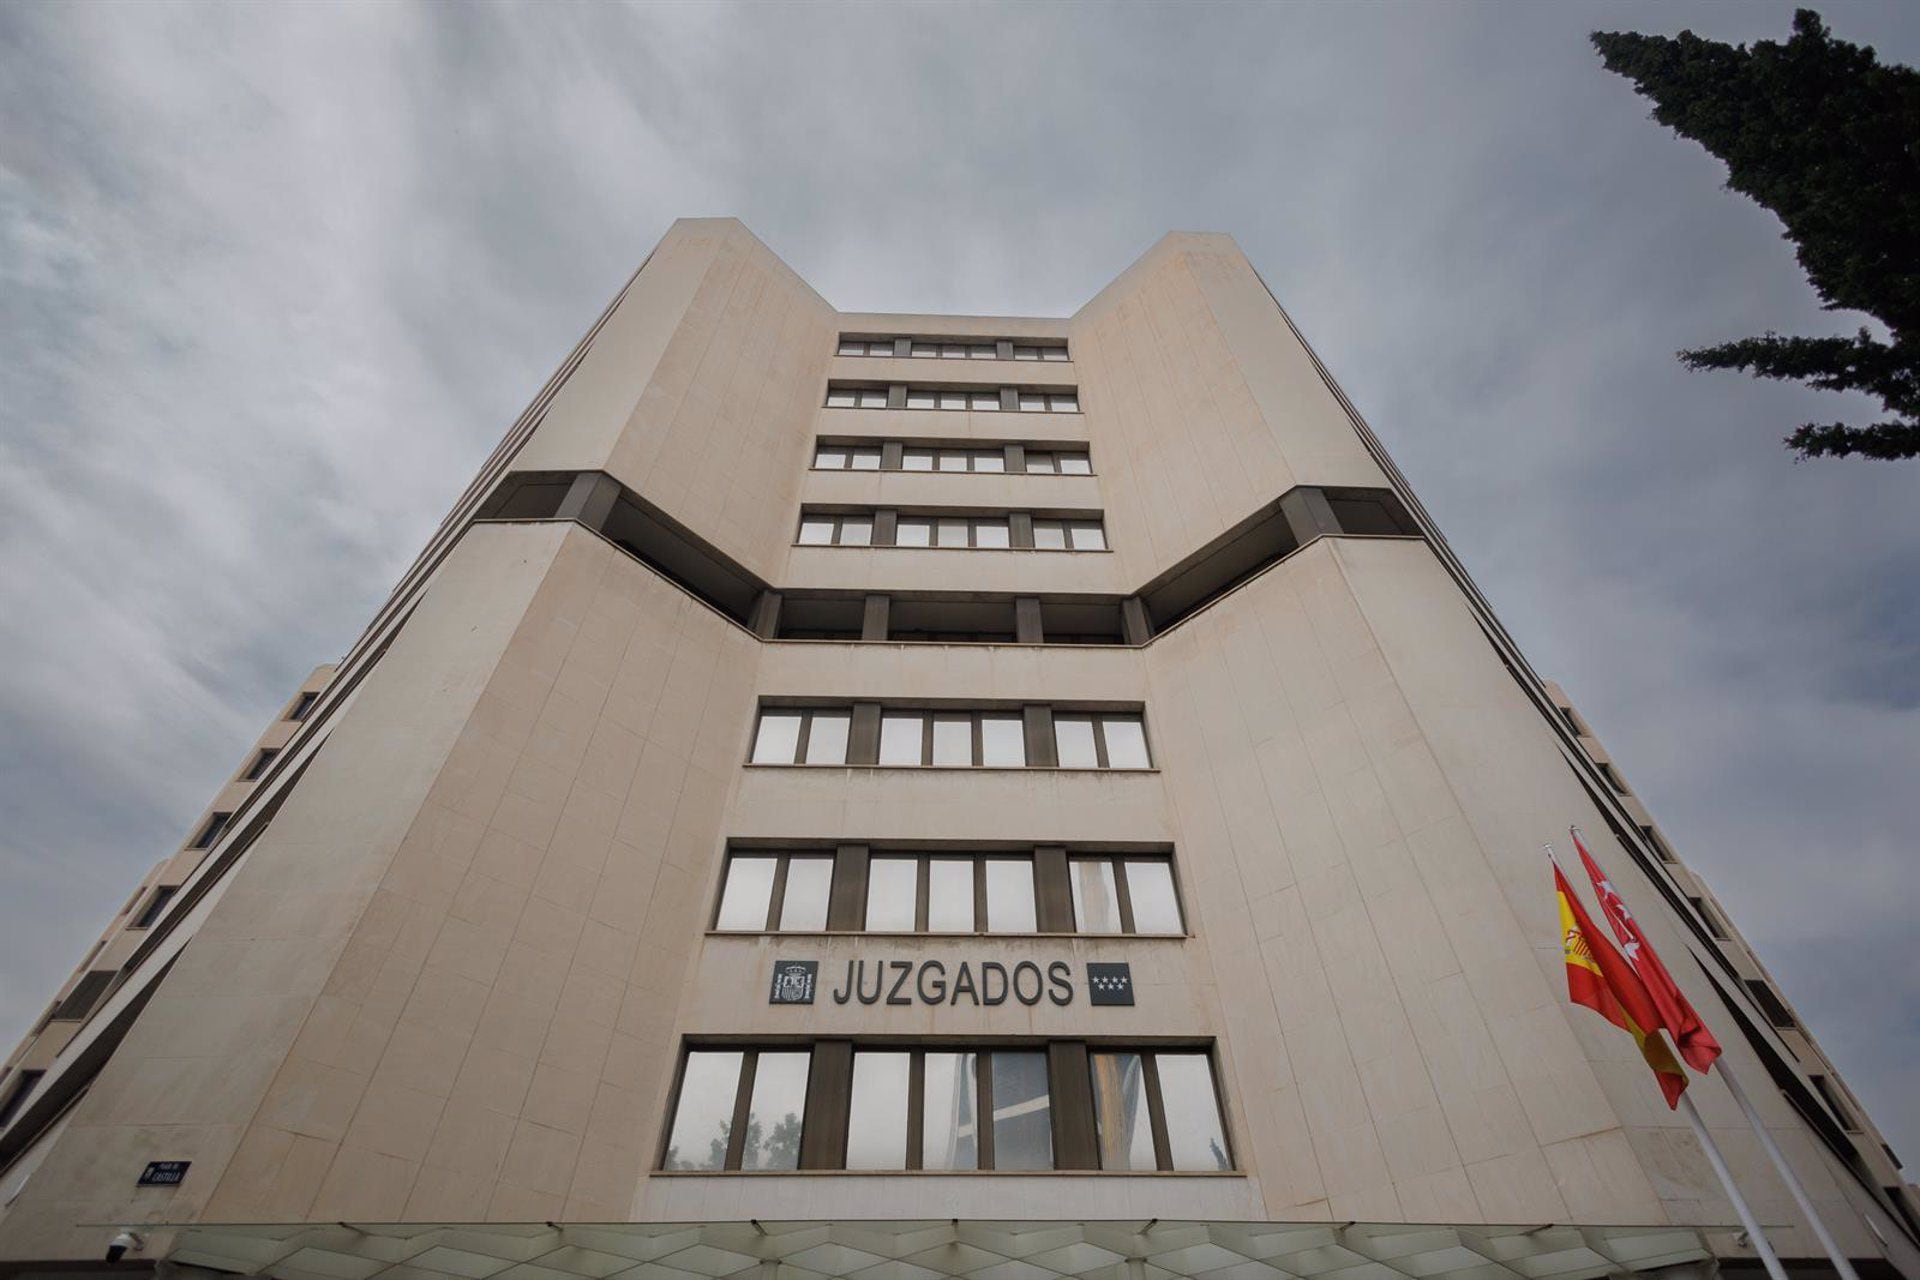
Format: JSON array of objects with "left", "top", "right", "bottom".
[
  {"left": 1679, "top": 328, "right": 1920, "bottom": 417},
  {"left": 1784, "top": 419, "right": 1920, "bottom": 461}
]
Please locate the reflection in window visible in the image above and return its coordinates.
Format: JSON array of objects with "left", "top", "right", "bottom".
[
  {"left": 923, "top": 1051, "right": 978, "bottom": 1170},
  {"left": 989, "top": 1051, "right": 1052, "bottom": 1170},
  {"left": 715, "top": 857, "right": 778, "bottom": 930},
  {"left": 928, "top": 859, "right": 975, "bottom": 932},
  {"left": 1156, "top": 1053, "right": 1231, "bottom": 1171},
  {"left": 741, "top": 1051, "right": 810, "bottom": 1171},
  {"left": 662, "top": 1050, "right": 742, "bottom": 1171},
  {"left": 846, "top": 1052, "right": 911, "bottom": 1170},
  {"left": 1070, "top": 859, "right": 1123, "bottom": 934},
  {"left": 1090, "top": 1051, "right": 1154, "bottom": 1171},
  {"left": 1052, "top": 713, "right": 1151, "bottom": 770},
  {"left": 751, "top": 709, "right": 851, "bottom": 765}
]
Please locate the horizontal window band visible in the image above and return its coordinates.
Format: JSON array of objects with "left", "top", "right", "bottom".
[{"left": 472, "top": 469, "right": 1422, "bottom": 645}]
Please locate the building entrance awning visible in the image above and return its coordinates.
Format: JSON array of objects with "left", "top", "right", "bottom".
[{"left": 157, "top": 1220, "right": 1714, "bottom": 1280}]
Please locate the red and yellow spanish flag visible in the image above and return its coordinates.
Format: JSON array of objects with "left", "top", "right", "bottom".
[{"left": 1555, "top": 857, "right": 1689, "bottom": 1108}]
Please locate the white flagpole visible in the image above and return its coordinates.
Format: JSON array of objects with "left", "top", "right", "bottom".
[
  {"left": 1679, "top": 1089, "right": 1790, "bottom": 1280},
  {"left": 1715, "top": 1060, "right": 1861, "bottom": 1280}
]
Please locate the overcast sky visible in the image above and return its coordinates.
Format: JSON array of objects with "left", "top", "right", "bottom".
[{"left": 2, "top": 1, "right": 1916, "bottom": 1169}]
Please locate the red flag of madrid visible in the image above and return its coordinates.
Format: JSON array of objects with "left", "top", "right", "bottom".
[{"left": 1573, "top": 828, "right": 1722, "bottom": 1073}]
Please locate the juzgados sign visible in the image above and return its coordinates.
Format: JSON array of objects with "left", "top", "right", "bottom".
[{"left": 769, "top": 958, "right": 1133, "bottom": 1007}]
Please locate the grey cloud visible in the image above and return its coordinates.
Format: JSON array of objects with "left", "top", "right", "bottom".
[{"left": 1, "top": 0, "right": 1915, "bottom": 1167}]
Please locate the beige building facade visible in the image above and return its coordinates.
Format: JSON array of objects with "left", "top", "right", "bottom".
[{"left": 1, "top": 220, "right": 1913, "bottom": 1280}]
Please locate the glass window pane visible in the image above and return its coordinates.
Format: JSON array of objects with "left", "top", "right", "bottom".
[
  {"left": 923, "top": 1051, "right": 978, "bottom": 1170},
  {"left": 879, "top": 712, "right": 924, "bottom": 765},
  {"left": 906, "top": 389, "right": 937, "bottom": 409},
  {"left": 859, "top": 389, "right": 890, "bottom": 409},
  {"left": 971, "top": 392, "right": 1001, "bottom": 411},
  {"left": 979, "top": 714, "right": 1025, "bottom": 766},
  {"left": 779, "top": 857, "right": 833, "bottom": 931},
  {"left": 931, "top": 714, "right": 973, "bottom": 766},
  {"left": 895, "top": 517, "right": 932, "bottom": 547},
  {"left": 1090, "top": 1051, "right": 1155, "bottom": 1171},
  {"left": 837, "top": 340, "right": 863, "bottom": 356},
  {"left": 1025, "top": 452, "right": 1055, "bottom": 473},
  {"left": 1067, "top": 520, "right": 1106, "bottom": 551},
  {"left": 741, "top": 1051, "right": 810, "bottom": 1171},
  {"left": 927, "top": 859, "right": 974, "bottom": 932},
  {"left": 846, "top": 1052, "right": 911, "bottom": 1170},
  {"left": 752, "top": 712, "right": 803, "bottom": 764},
  {"left": 1054, "top": 715, "right": 1098, "bottom": 768},
  {"left": 826, "top": 389, "right": 857, "bottom": 408},
  {"left": 1014, "top": 346, "right": 1039, "bottom": 361},
  {"left": 1102, "top": 716, "right": 1150, "bottom": 768},
  {"left": 1126, "top": 861, "right": 1183, "bottom": 934},
  {"left": 989, "top": 1051, "right": 1052, "bottom": 1170},
  {"left": 974, "top": 520, "right": 1010, "bottom": 549},
  {"left": 849, "top": 447, "right": 882, "bottom": 470},
  {"left": 716, "top": 857, "right": 777, "bottom": 930},
  {"left": 938, "top": 450, "right": 968, "bottom": 472},
  {"left": 936, "top": 518, "right": 968, "bottom": 548},
  {"left": 941, "top": 343, "right": 966, "bottom": 359},
  {"left": 865, "top": 858, "right": 918, "bottom": 931},
  {"left": 903, "top": 447, "right": 934, "bottom": 470},
  {"left": 1043, "top": 347, "right": 1070, "bottom": 362},
  {"left": 815, "top": 446, "right": 848, "bottom": 469},
  {"left": 1049, "top": 394, "right": 1079, "bottom": 412},
  {"left": 1018, "top": 393, "right": 1046, "bottom": 412},
  {"left": 970, "top": 344, "right": 995, "bottom": 359},
  {"left": 984, "top": 859, "right": 1036, "bottom": 933},
  {"left": 939, "top": 391, "right": 968, "bottom": 410},
  {"left": 1032, "top": 520, "right": 1067, "bottom": 550},
  {"left": 837, "top": 517, "right": 872, "bottom": 547},
  {"left": 798, "top": 519, "right": 835, "bottom": 546},
  {"left": 911, "top": 342, "right": 937, "bottom": 358},
  {"left": 1058, "top": 453, "right": 1092, "bottom": 474},
  {"left": 1155, "top": 1054, "right": 1230, "bottom": 1170},
  {"left": 973, "top": 451, "right": 1004, "bottom": 473},
  {"left": 1070, "top": 859, "right": 1123, "bottom": 934},
  {"left": 663, "top": 1050, "right": 743, "bottom": 1170},
  {"left": 804, "top": 712, "right": 850, "bottom": 765}
]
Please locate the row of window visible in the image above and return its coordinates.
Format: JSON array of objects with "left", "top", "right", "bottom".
[
  {"left": 813, "top": 444, "right": 1091, "bottom": 475},
  {"left": 798, "top": 513, "right": 1107, "bottom": 550},
  {"left": 750, "top": 707, "right": 1150, "bottom": 770},
  {"left": 838, "top": 338, "right": 1069, "bottom": 362},
  {"left": 715, "top": 850, "right": 1183, "bottom": 936},
  {"left": 662, "top": 1042, "right": 1228, "bottom": 1173},
  {"left": 826, "top": 387, "right": 1080, "bottom": 414}
]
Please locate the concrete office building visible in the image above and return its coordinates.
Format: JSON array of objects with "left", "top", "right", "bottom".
[{"left": 1, "top": 220, "right": 1914, "bottom": 1280}]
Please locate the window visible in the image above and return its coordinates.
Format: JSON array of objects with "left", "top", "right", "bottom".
[
  {"left": 1011, "top": 345, "right": 1069, "bottom": 362},
  {"left": 1810, "top": 1075, "right": 1861, "bottom": 1133},
  {"left": 132, "top": 885, "right": 177, "bottom": 930},
  {"left": 845, "top": 337, "right": 1063, "bottom": 362},
  {"left": 1023, "top": 450, "right": 1092, "bottom": 475},
  {"left": 190, "top": 812, "right": 233, "bottom": 850},
  {"left": 242, "top": 747, "right": 280, "bottom": 781},
  {"left": 1053, "top": 713, "right": 1151, "bottom": 769},
  {"left": 750, "top": 709, "right": 852, "bottom": 765},
  {"left": 287, "top": 691, "right": 319, "bottom": 721},
  {"left": 847, "top": 1051, "right": 912, "bottom": 1169},
  {"left": 894, "top": 387, "right": 1076, "bottom": 412},
  {"left": 903, "top": 447, "right": 1007, "bottom": 473},
  {"left": 1016, "top": 392, "right": 1078, "bottom": 413},
  {"left": 796, "top": 513, "right": 874, "bottom": 546},
  {"left": 1745, "top": 979, "right": 1798, "bottom": 1029},
  {"left": 1067, "top": 856, "right": 1183, "bottom": 935},
  {"left": 895, "top": 516, "right": 1012, "bottom": 549},
  {"left": 1689, "top": 896, "right": 1730, "bottom": 941},
  {"left": 837, "top": 338, "right": 900, "bottom": 357},
  {"left": 662, "top": 1049, "right": 808, "bottom": 1171},
  {"left": 813, "top": 444, "right": 883, "bottom": 470},
  {"left": 874, "top": 711, "right": 1027, "bottom": 767},
  {"left": 49, "top": 970, "right": 115, "bottom": 1022},
  {"left": 712, "top": 854, "right": 832, "bottom": 931},
  {"left": 0, "top": 1070, "right": 43, "bottom": 1129},
  {"left": 1031, "top": 518, "right": 1106, "bottom": 550},
  {"left": 1091, "top": 1051, "right": 1230, "bottom": 1171},
  {"left": 824, "top": 386, "right": 891, "bottom": 409}
]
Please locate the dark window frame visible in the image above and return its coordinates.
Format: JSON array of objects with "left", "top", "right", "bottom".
[
  {"left": 131, "top": 884, "right": 178, "bottom": 931},
  {"left": 242, "top": 747, "right": 280, "bottom": 781},
  {"left": 286, "top": 691, "right": 320, "bottom": 722},
  {"left": 190, "top": 811, "right": 233, "bottom": 850}
]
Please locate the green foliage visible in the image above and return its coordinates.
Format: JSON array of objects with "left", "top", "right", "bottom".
[{"left": 1592, "top": 11, "right": 1920, "bottom": 460}]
